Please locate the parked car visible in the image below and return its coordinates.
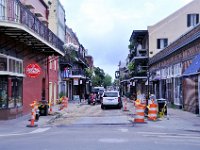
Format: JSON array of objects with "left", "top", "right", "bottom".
[{"left": 101, "top": 91, "right": 122, "bottom": 109}]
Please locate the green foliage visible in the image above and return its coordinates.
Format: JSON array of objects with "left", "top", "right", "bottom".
[
  {"left": 59, "top": 91, "right": 65, "bottom": 98},
  {"left": 103, "top": 74, "right": 112, "bottom": 87},
  {"left": 128, "top": 44, "right": 135, "bottom": 50},
  {"left": 85, "top": 68, "right": 93, "bottom": 78},
  {"left": 70, "top": 50, "right": 78, "bottom": 62},
  {"left": 128, "top": 62, "right": 135, "bottom": 71},
  {"left": 91, "top": 67, "right": 112, "bottom": 87}
]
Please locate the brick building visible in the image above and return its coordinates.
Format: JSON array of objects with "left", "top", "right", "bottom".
[{"left": 0, "top": 0, "right": 64, "bottom": 119}]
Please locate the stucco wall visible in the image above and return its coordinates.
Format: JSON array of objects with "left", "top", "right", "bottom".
[{"left": 148, "top": 0, "right": 200, "bottom": 57}]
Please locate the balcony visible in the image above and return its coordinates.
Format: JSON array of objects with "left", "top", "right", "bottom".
[
  {"left": 77, "top": 52, "right": 88, "bottom": 68},
  {"left": 0, "top": 0, "right": 64, "bottom": 56},
  {"left": 59, "top": 55, "right": 73, "bottom": 67},
  {"left": 70, "top": 69, "right": 86, "bottom": 79}
]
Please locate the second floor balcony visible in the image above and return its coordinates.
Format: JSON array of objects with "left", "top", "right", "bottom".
[
  {"left": 61, "top": 68, "right": 86, "bottom": 79},
  {"left": 0, "top": 0, "right": 64, "bottom": 56}
]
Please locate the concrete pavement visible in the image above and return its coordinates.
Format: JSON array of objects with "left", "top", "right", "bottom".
[
  {"left": 124, "top": 100, "right": 200, "bottom": 132},
  {"left": 0, "top": 100, "right": 200, "bottom": 136}
]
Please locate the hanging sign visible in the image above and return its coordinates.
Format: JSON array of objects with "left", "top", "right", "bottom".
[
  {"left": 73, "top": 78, "right": 79, "bottom": 85},
  {"left": 25, "top": 63, "right": 41, "bottom": 78}
]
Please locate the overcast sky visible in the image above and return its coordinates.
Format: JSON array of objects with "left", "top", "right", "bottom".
[{"left": 60, "top": 0, "right": 193, "bottom": 80}]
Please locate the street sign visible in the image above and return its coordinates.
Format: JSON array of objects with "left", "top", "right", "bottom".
[{"left": 25, "top": 63, "right": 41, "bottom": 78}]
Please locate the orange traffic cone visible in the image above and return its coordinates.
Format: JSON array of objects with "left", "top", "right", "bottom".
[
  {"left": 49, "top": 99, "right": 53, "bottom": 115},
  {"left": 134, "top": 104, "right": 146, "bottom": 123},
  {"left": 123, "top": 98, "right": 128, "bottom": 111},
  {"left": 27, "top": 102, "right": 38, "bottom": 127},
  {"left": 148, "top": 102, "right": 158, "bottom": 121}
]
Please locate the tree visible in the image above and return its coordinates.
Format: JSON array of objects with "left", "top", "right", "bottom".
[
  {"left": 103, "top": 74, "right": 112, "bottom": 87},
  {"left": 92, "top": 67, "right": 105, "bottom": 86},
  {"left": 85, "top": 68, "right": 93, "bottom": 79}
]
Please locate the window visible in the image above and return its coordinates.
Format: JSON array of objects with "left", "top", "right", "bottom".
[
  {"left": 14, "top": 1, "right": 20, "bottom": 22},
  {"left": 0, "top": 0, "right": 6, "bottom": 20},
  {"left": 54, "top": 59, "right": 57, "bottom": 70},
  {"left": 0, "top": 56, "right": 7, "bottom": 71},
  {"left": 187, "top": 14, "right": 199, "bottom": 27},
  {"left": 0, "top": 76, "right": 8, "bottom": 108},
  {"left": 49, "top": 56, "right": 52, "bottom": 69},
  {"left": 157, "top": 38, "right": 168, "bottom": 49}
]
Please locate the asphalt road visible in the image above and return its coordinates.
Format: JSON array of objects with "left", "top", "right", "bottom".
[{"left": 0, "top": 104, "right": 200, "bottom": 150}]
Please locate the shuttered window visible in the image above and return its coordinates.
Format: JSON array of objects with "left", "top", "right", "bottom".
[
  {"left": 157, "top": 38, "right": 168, "bottom": 49},
  {"left": 187, "top": 14, "right": 199, "bottom": 27}
]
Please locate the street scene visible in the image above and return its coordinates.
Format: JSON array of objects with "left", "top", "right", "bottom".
[
  {"left": 1, "top": 0, "right": 200, "bottom": 149},
  {"left": 0, "top": 100, "right": 200, "bottom": 150}
]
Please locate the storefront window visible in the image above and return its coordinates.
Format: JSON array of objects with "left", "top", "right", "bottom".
[
  {"left": 0, "top": 0, "right": 6, "bottom": 20},
  {"left": 8, "top": 77, "right": 23, "bottom": 108},
  {"left": 8, "top": 58, "right": 23, "bottom": 74},
  {"left": 0, "top": 56, "right": 7, "bottom": 71},
  {"left": 0, "top": 76, "right": 8, "bottom": 109}
]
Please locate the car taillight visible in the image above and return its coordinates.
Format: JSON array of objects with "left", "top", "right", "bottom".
[{"left": 118, "top": 97, "right": 120, "bottom": 102}]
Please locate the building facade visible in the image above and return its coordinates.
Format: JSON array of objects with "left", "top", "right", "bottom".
[
  {"left": 148, "top": 0, "right": 200, "bottom": 57},
  {"left": 149, "top": 23, "right": 200, "bottom": 114},
  {"left": 62, "top": 26, "right": 89, "bottom": 101},
  {"left": 0, "top": 0, "right": 64, "bottom": 119},
  {"left": 128, "top": 30, "right": 148, "bottom": 100},
  {"left": 44, "top": 0, "right": 66, "bottom": 104}
]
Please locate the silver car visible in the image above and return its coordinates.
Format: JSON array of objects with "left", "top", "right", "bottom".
[{"left": 101, "top": 91, "right": 122, "bottom": 109}]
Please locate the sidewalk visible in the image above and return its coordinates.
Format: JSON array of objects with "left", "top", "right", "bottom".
[
  {"left": 125, "top": 100, "right": 200, "bottom": 131},
  {"left": 1, "top": 101, "right": 200, "bottom": 135},
  {"left": 0, "top": 102, "right": 81, "bottom": 136}
]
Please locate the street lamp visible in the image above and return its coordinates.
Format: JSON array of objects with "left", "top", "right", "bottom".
[{"left": 115, "top": 70, "right": 121, "bottom": 96}]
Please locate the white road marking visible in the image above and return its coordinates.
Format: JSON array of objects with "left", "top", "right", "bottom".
[
  {"left": 0, "top": 127, "right": 50, "bottom": 137},
  {"left": 30, "top": 127, "right": 50, "bottom": 134},
  {"left": 99, "top": 138, "right": 128, "bottom": 143},
  {"left": 137, "top": 131, "right": 200, "bottom": 139},
  {"left": 118, "top": 128, "right": 129, "bottom": 133}
]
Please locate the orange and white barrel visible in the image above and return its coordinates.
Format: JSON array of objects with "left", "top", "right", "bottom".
[
  {"left": 148, "top": 103, "right": 157, "bottom": 121},
  {"left": 134, "top": 104, "right": 146, "bottom": 123}
]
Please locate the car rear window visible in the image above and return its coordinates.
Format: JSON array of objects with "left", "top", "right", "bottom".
[{"left": 103, "top": 92, "right": 118, "bottom": 97}]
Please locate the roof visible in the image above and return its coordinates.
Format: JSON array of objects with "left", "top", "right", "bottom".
[{"left": 183, "top": 53, "right": 200, "bottom": 76}]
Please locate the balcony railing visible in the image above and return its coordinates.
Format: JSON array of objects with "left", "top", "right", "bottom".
[
  {"left": 77, "top": 52, "right": 88, "bottom": 67},
  {"left": 0, "top": 0, "right": 64, "bottom": 53},
  {"left": 71, "top": 69, "right": 86, "bottom": 77},
  {"left": 59, "top": 55, "right": 73, "bottom": 67}
]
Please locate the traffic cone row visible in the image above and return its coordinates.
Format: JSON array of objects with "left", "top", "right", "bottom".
[{"left": 132, "top": 98, "right": 158, "bottom": 123}]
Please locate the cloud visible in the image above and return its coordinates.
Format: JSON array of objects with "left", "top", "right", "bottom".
[{"left": 61, "top": 0, "right": 193, "bottom": 80}]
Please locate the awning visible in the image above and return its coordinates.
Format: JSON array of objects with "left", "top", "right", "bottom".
[{"left": 183, "top": 54, "right": 200, "bottom": 76}]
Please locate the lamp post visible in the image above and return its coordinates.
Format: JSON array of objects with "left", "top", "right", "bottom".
[{"left": 115, "top": 71, "right": 121, "bottom": 96}]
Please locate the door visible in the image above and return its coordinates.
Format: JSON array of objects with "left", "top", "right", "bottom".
[
  {"left": 49, "top": 82, "right": 52, "bottom": 102},
  {"left": 54, "top": 83, "right": 57, "bottom": 105}
]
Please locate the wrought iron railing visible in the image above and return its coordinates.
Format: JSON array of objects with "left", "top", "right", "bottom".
[
  {"left": 0, "top": 0, "right": 64, "bottom": 53},
  {"left": 71, "top": 68, "right": 85, "bottom": 76}
]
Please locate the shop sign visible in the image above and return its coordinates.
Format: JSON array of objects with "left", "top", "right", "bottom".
[
  {"left": 25, "top": 63, "right": 41, "bottom": 78},
  {"left": 73, "top": 78, "right": 79, "bottom": 85}
]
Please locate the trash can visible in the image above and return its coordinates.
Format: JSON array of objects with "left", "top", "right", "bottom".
[
  {"left": 38, "top": 100, "right": 49, "bottom": 116},
  {"left": 157, "top": 99, "right": 167, "bottom": 115}
]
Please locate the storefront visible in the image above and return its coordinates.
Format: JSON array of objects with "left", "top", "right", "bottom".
[{"left": 0, "top": 54, "right": 24, "bottom": 119}]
